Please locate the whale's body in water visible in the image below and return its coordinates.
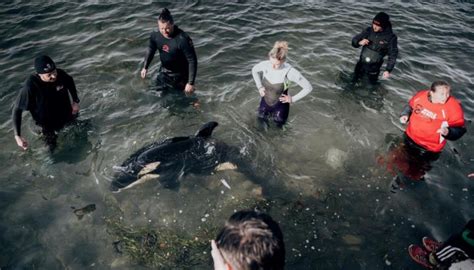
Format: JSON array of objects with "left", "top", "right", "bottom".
[{"left": 111, "top": 122, "right": 238, "bottom": 192}]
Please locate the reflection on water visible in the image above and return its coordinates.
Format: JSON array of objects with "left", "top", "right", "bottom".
[{"left": 0, "top": 2, "right": 473, "bottom": 269}]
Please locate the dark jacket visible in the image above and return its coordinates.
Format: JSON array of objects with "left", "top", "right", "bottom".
[{"left": 352, "top": 25, "right": 398, "bottom": 72}]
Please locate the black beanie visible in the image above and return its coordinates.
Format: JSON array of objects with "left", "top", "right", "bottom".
[
  {"left": 373, "top": 12, "right": 390, "bottom": 29},
  {"left": 34, "top": 55, "right": 56, "bottom": 74}
]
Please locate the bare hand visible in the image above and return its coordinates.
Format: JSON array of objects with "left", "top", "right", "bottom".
[
  {"left": 140, "top": 68, "right": 147, "bottom": 79},
  {"left": 258, "top": 87, "right": 266, "bottom": 97},
  {"left": 399, "top": 115, "right": 408, "bottom": 124},
  {"left": 72, "top": 102, "right": 80, "bottom": 115},
  {"left": 211, "top": 240, "right": 227, "bottom": 270},
  {"left": 383, "top": 71, "right": 390, "bottom": 79},
  {"left": 279, "top": 94, "right": 292, "bottom": 103},
  {"left": 468, "top": 173, "right": 474, "bottom": 178},
  {"left": 184, "top": 83, "right": 195, "bottom": 94},
  {"left": 359, "top": 39, "right": 370, "bottom": 46},
  {"left": 437, "top": 127, "right": 449, "bottom": 136},
  {"left": 15, "top": 135, "right": 28, "bottom": 150}
]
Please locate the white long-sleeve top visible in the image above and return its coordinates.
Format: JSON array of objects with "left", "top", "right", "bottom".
[{"left": 251, "top": 60, "right": 313, "bottom": 103}]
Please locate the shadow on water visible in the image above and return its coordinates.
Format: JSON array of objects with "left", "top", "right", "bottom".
[
  {"left": 146, "top": 82, "right": 201, "bottom": 118},
  {"left": 50, "top": 119, "right": 94, "bottom": 164},
  {"left": 336, "top": 69, "right": 388, "bottom": 112}
]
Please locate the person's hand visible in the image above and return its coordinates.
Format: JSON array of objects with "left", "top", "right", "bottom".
[
  {"left": 140, "top": 68, "right": 147, "bottom": 79},
  {"left": 258, "top": 87, "right": 266, "bottom": 97},
  {"left": 72, "top": 102, "right": 80, "bottom": 115},
  {"left": 211, "top": 240, "right": 228, "bottom": 270},
  {"left": 399, "top": 115, "right": 409, "bottom": 124},
  {"left": 468, "top": 173, "right": 474, "bottom": 178},
  {"left": 437, "top": 127, "right": 449, "bottom": 136},
  {"left": 15, "top": 135, "right": 28, "bottom": 150},
  {"left": 279, "top": 94, "right": 292, "bottom": 103},
  {"left": 184, "top": 83, "right": 195, "bottom": 94},
  {"left": 359, "top": 39, "right": 370, "bottom": 46},
  {"left": 383, "top": 71, "right": 390, "bottom": 79}
]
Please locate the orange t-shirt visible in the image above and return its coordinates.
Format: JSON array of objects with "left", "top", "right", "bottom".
[{"left": 406, "top": 90, "right": 465, "bottom": 152}]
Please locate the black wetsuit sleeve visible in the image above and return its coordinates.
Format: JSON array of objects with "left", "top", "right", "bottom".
[
  {"left": 12, "top": 84, "right": 30, "bottom": 137},
  {"left": 400, "top": 105, "right": 412, "bottom": 117},
  {"left": 12, "top": 107, "right": 23, "bottom": 136},
  {"left": 143, "top": 34, "right": 158, "bottom": 70},
  {"left": 443, "top": 126, "right": 466, "bottom": 141},
  {"left": 67, "top": 74, "right": 80, "bottom": 103},
  {"left": 385, "top": 35, "right": 398, "bottom": 72},
  {"left": 179, "top": 35, "right": 197, "bottom": 85},
  {"left": 352, "top": 27, "right": 370, "bottom": 48}
]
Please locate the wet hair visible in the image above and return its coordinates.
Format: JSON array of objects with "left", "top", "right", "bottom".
[
  {"left": 215, "top": 210, "right": 285, "bottom": 270},
  {"left": 268, "top": 41, "right": 289, "bottom": 61},
  {"left": 158, "top": 8, "right": 173, "bottom": 24},
  {"left": 430, "top": 80, "right": 450, "bottom": 92}
]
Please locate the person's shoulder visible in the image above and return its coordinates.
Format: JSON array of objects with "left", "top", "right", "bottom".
[
  {"left": 410, "top": 90, "right": 429, "bottom": 101},
  {"left": 57, "top": 68, "right": 73, "bottom": 80},
  {"left": 24, "top": 74, "right": 39, "bottom": 87},
  {"left": 447, "top": 95, "right": 463, "bottom": 108},
  {"left": 253, "top": 60, "right": 270, "bottom": 69},
  {"left": 175, "top": 27, "right": 192, "bottom": 40}
]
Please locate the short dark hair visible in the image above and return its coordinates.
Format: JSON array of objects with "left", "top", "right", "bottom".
[
  {"left": 215, "top": 210, "right": 285, "bottom": 270},
  {"left": 158, "top": 8, "right": 173, "bottom": 24},
  {"left": 430, "top": 80, "right": 450, "bottom": 92}
]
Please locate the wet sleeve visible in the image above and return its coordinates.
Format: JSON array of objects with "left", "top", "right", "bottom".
[
  {"left": 180, "top": 34, "right": 198, "bottom": 85},
  {"left": 11, "top": 85, "right": 30, "bottom": 136},
  {"left": 251, "top": 62, "right": 265, "bottom": 90},
  {"left": 67, "top": 75, "right": 80, "bottom": 103},
  {"left": 143, "top": 34, "right": 157, "bottom": 70},
  {"left": 443, "top": 126, "right": 466, "bottom": 141},
  {"left": 352, "top": 27, "right": 370, "bottom": 48},
  {"left": 400, "top": 105, "right": 412, "bottom": 117},
  {"left": 444, "top": 103, "right": 466, "bottom": 141},
  {"left": 385, "top": 35, "right": 398, "bottom": 72},
  {"left": 287, "top": 68, "right": 313, "bottom": 103}
]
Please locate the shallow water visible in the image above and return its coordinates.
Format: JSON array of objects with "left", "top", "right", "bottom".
[{"left": 0, "top": 1, "right": 473, "bottom": 269}]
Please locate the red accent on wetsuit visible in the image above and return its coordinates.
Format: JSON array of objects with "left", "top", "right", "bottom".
[{"left": 406, "top": 90, "right": 465, "bottom": 152}]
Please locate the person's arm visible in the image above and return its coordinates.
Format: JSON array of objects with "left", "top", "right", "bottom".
[
  {"left": 141, "top": 34, "right": 158, "bottom": 78},
  {"left": 399, "top": 104, "right": 412, "bottom": 124},
  {"left": 352, "top": 27, "right": 370, "bottom": 48},
  {"left": 443, "top": 126, "right": 466, "bottom": 141},
  {"left": 65, "top": 73, "right": 80, "bottom": 114},
  {"left": 180, "top": 33, "right": 198, "bottom": 86},
  {"left": 286, "top": 68, "right": 312, "bottom": 103},
  {"left": 12, "top": 85, "right": 30, "bottom": 150},
  {"left": 385, "top": 35, "right": 398, "bottom": 73},
  {"left": 251, "top": 62, "right": 266, "bottom": 96}
]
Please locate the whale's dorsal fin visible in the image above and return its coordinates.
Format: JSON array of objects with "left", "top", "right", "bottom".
[{"left": 195, "top": 122, "right": 218, "bottom": 138}]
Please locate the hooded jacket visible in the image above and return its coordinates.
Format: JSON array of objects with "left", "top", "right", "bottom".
[{"left": 352, "top": 24, "right": 398, "bottom": 72}]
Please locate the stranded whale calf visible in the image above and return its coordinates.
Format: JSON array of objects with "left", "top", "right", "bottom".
[{"left": 111, "top": 122, "right": 239, "bottom": 192}]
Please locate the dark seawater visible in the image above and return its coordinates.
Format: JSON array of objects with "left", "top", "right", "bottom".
[{"left": 0, "top": 1, "right": 473, "bottom": 269}]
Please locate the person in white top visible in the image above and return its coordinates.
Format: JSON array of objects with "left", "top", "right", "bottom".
[{"left": 251, "top": 41, "right": 313, "bottom": 127}]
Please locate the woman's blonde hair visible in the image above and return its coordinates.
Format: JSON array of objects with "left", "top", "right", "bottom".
[{"left": 268, "top": 41, "right": 288, "bottom": 61}]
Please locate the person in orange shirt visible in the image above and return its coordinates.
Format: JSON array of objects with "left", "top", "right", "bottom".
[
  {"left": 383, "top": 81, "right": 466, "bottom": 187},
  {"left": 400, "top": 80, "right": 466, "bottom": 153}
]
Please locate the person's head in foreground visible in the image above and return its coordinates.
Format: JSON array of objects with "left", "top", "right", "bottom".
[{"left": 211, "top": 210, "right": 285, "bottom": 270}]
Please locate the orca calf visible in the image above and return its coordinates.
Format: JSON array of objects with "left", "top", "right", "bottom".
[{"left": 111, "top": 122, "right": 238, "bottom": 192}]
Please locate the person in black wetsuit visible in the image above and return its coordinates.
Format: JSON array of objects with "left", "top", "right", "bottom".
[
  {"left": 352, "top": 12, "right": 398, "bottom": 84},
  {"left": 140, "top": 8, "right": 198, "bottom": 94},
  {"left": 12, "top": 55, "right": 80, "bottom": 151}
]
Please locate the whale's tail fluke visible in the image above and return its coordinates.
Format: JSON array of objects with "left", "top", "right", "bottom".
[{"left": 195, "top": 121, "right": 218, "bottom": 138}]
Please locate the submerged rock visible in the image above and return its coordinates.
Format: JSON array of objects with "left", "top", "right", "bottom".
[{"left": 325, "top": 148, "right": 348, "bottom": 170}]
